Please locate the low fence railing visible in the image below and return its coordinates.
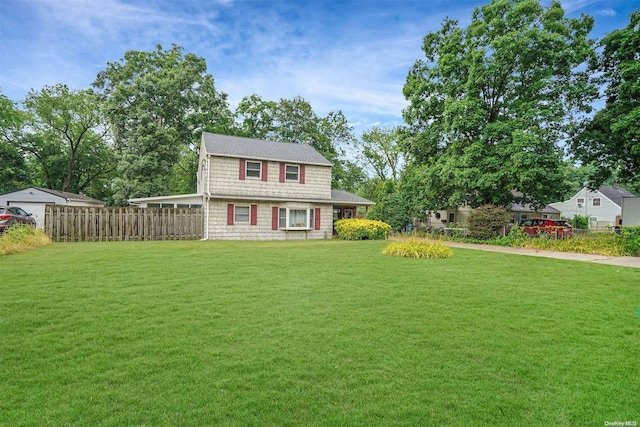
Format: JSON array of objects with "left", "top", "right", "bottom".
[{"left": 45, "top": 205, "right": 203, "bottom": 242}]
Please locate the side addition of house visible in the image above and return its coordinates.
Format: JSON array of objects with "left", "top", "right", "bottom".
[{"left": 196, "top": 132, "right": 374, "bottom": 240}]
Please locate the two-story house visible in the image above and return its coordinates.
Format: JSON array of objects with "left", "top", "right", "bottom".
[
  {"left": 130, "top": 132, "right": 374, "bottom": 240},
  {"left": 549, "top": 185, "right": 636, "bottom": 229}
]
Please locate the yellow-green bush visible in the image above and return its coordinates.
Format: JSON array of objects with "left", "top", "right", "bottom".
[
  {"left": 334, "top": 218, "right": 391, "bottom": 240},
  {"left": 383, "top": 240, "right": 453, "bottom": 259},
  {"left": 521, "top": 232, "right": 626, "bottom": 256},
  {"left": 0, "top": 224, "right": 52, "bottom": 255}
]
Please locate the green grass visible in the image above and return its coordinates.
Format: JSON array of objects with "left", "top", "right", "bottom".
[{"left": 1, "top": 239, "right": 638, "bottom": 426}]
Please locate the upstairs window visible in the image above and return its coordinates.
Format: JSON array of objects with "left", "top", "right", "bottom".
[
  {"left": 592, "top": 198, "right": 601, "bottom": 206},
  {"left": 285, "top": 165, "right": 299, "bottom": 181},
  {"left": 279, "top": 163, "right": 305, "bottom": 183},
  {"left": 246, "top": 161, "right": 261, "bottom": 178}
]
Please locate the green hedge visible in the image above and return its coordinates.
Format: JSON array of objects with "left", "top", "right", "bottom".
[
  {"left": 620, "top": 226, "right": 640, "bottom": 256},
  {"left": 334, "top": 219, "right": 391, "bottom": 240}
]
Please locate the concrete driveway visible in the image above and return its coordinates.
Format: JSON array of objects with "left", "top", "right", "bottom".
[{"left": 444, "top": 241, "right": 640, "bottom": 269}]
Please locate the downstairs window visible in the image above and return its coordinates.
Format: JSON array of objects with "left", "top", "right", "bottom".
[{"left": 278, "top": 208, "right": 316, "bottom": 229}]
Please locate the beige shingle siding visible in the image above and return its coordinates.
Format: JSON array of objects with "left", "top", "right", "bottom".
[
  {"left": 206, "top": 199, "right": 333, "bottom": 240},
  {"left": 207, "top": 156, "right": 332, "bottom": 200},
  {"left": 198, "top": 132, "right": 362, "bottom": 240}
]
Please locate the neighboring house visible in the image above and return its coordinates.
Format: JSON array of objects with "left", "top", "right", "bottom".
[
  {"left": 0, "top": 187, "right": 105, "bottom": 228},
  {"left": 549, "top": 185, "right": 636, "bottom": 229},
  {"left": 508, "top": 201, "right": 561, "bottom": 224},
  {"left": 427, "top": 200, "right": 559, "bottom": 231},
  {"left": 129, "top": 132, "right": 374, "bottom": 240}
]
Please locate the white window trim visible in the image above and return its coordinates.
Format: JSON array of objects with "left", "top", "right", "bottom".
[
  {"left": 246, "top": 161, "right": 261, "bottom": 179},
  {"left": 234, "top": 205, "right": 251, "bottom": 223},
  {"left": 592, "top": 198, "right": 601, "bottom": 206},
  {"left": 278, "top": 207, "right": 314, "bottom": 230},
  {"left": 285, "top": 164, "right": 300, "bottom": 182}
]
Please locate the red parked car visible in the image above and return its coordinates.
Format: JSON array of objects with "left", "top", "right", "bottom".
[
  {"left": 0, "top": 206, "right": 36, "bottom": 233},
  {"left": 519, "top": 218, "right": 572, "bottom": 238}
]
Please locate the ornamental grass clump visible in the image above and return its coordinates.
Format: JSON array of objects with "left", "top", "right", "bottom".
[
  {"left": 0, "top": 224, "right": 51, "bottom": 256},
  {"left": 383, "top": 240, "right": 453, "bottom": 259},
  {"left": 334, "top": 218, "right": 391, "bottom": 240}
]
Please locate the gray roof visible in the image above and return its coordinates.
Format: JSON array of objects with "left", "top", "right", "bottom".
[
  {"left": 510, "top": 202, "right": 560, "bottom": 214},
  {"left": 331, "top": 190, "right": 375, "bottom": 205},
  {"left": 34, "top": 187, "right": 105, "bottom": 205},
  {"left": 0, "top": 186, "right": 104, "bottom": 205},
  {"left": 201, "top": 132, "right": 333, "bottom": 166},
  {"left": 509, "top": 190, "right": 559, "bottom": 213},
  {"left": 206, "top": 190, "right": 375, "bottom": 206},
  {"left": 597, "top": 185, "right": 636, "bottom": 207}
]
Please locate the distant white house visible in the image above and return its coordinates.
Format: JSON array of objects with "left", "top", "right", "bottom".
[
  {"left": 0, "top": 187, "right": 105, "bottom": 228},
  {"left": 549, "top": 185, "right": 636, "bottom": 229},
  {"left": 428, "top": 200, "right": 560, "bottom": 231}
]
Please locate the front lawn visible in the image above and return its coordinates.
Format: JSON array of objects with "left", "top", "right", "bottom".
[{"left": 1, "top": 240, "right": 638, "bottom": 425}]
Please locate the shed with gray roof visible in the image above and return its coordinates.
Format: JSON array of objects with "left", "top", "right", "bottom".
[{"left": 0, "top": 187, "right": 105, "bottom": 229}]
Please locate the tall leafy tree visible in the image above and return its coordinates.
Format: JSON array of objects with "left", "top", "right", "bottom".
[
  {"left": 357, "top": 127, "right": 403, "bottom": 181},
  {"left": 21, "top": 84, "right": 114, "bottom": 196},
  {"left": 0, "top": 93, "right": 31, "bottom": 192},
  {"left": 572, "top": 10, "right": 640, "bottom": 188},
  {"left": 233, "top": 95, "right": 360, "bottom": 190},
  {"left": 403, "top": 0, "right": 596, "bottom": 209},
  {"left": 94, "top": 44, "right": 232, "bottom": 204}
]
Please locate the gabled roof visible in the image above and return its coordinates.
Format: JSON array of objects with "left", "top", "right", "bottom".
[
  {"left": 33, "top": 187, "right": 105, "bottom": 204},
  {"left": 509, "top": 190, "right": 558, "bottom": 213},
  {"left": 331, "top": 190, "right": 375, "bottom": 206},
  {"left": 510, "top": 202, "right": 560, "bottom": 214},
  {"left": 596, "top": 185, "right": 636, "bottom": 207},
  {"left": 201, "top": 132, "right": 333, "bottom": 166},
  {"left": 0, "top": 186, "right": 104, "bottom": 205}
]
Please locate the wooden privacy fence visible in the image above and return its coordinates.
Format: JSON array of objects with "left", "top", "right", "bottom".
[{"left": 45, "top": 205, "right": 203, "bottom": 242}]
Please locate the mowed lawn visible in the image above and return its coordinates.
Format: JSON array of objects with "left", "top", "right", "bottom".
[{"left": 1, "top": 240, "right": 638, "bottom": 426}]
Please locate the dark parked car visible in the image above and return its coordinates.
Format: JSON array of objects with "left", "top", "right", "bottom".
[
  {"left": 0, "top": 206, "right": 36, "bottom": 233},
  {"left": 519, "top": 218, "right": 572, "bottom": 238}
]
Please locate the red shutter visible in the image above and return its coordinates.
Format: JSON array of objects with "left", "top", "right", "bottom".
[
  {"left": 239, "top": 159, "right": 246, "bottom": 180},
  {"left": 300, "top": 164, "right": 305, "bottom": 184},
  {"left": 250, "top": 204, "right": 258, "bottom": 225},
  {"left": 262, "top": 161, "right": 268, "bottom": 181},
  {"left": 272, "top": 207, "right": 279, "bottom": 230},
  {"left": 279, "top": 163, "right": 285, "bottom": 183},
  {"left": 227, "top": 204, "right": 234, "bottom": 225},
  {"left": 314, "top": 208, "right": 321, "bottom": 230}
]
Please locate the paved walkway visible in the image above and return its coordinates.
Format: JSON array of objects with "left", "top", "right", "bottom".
[{"left": 443, "top": 241, "right": 640, "bottom": 269}]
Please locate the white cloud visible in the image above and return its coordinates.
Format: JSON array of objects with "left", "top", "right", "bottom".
[{"left": 598, "top": 8, "right": 617, "bottom": 16}]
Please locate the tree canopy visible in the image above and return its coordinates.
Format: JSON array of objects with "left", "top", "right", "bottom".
[
  {"left": 571, "top": 10, "right": 640, "bottom": 188},
  {"left": 232, "top": 94, "right": 363, "bottom": 190},
  {"left": 21, "top": 84, "right": 113, "bottom": 195},
  {"left": 0, "top": 93, "right": 31, "bottom": 192},
  {"left": 402, "top": 0, "right": 597, "bottom": 209},
  {"left": 93, "top": 44, "right": 232, "bottom": 204},
  {"left": 357, "top": 127, "right": 403, "bottom": 181}
]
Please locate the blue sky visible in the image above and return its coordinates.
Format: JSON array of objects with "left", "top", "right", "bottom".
[{"left": 0, "top": 0, "right": 636, "bottom": 135}]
